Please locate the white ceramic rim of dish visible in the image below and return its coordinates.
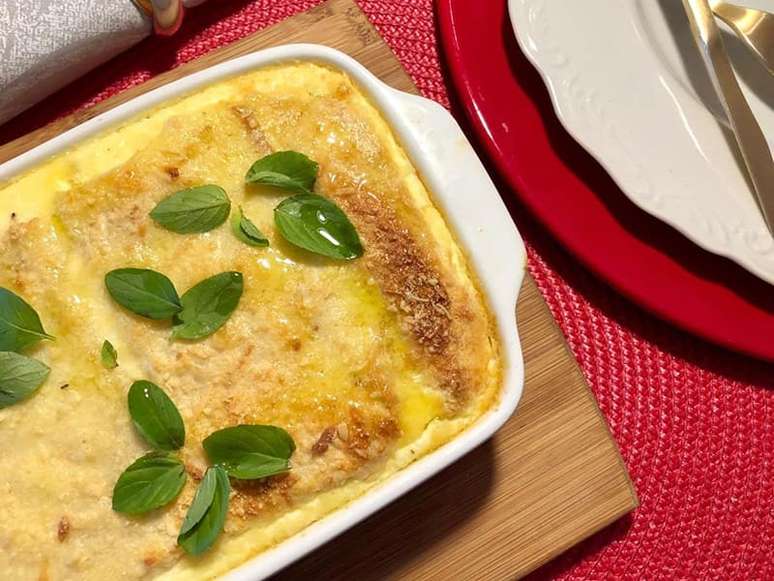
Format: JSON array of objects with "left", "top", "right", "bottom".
[
  {"left": 0, "top": 44, "right": 526, "bottom": 579},
  {"left": 508, "top": 0, "right": 774, "bottom": 285}
]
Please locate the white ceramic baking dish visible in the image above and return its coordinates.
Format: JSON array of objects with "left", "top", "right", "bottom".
[{"left": 0, "top": 44, "right": 526, "bottom": 579}]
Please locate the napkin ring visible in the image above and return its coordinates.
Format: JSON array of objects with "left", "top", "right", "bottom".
[{"left": 133, "top": 0, "right": 185, "bottom": 36}]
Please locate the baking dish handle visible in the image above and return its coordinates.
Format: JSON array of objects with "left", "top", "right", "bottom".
[{"left": 382, "top": 88, "right": 527, "bottom": 325}]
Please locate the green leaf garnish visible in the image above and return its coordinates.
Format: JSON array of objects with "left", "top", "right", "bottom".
[
  {"left": 112, "top": 452, "right": 187, "bottom": 515},
  {"left": 203, "top": 425, "right": 295, "bottom": 480},
  {"left": 0, "top": 351, "right": 50, "bottom": 409},
  {"left": 177, "top": 465, "right": 230, "bottom": 555},
  {"left": 172, "top": 272, "right": 243, "bottom": 341},
  {"left": 274, "top": 193, "right": 363, "bottom": 260},
  {"left": 128, "top": 380, "right": 185, "bottom": 451},
  {"left": 245, "top": 151, "right": 318, "bottom": 194},
  {"left": 105, "top": 268, "right": 182, "bottom": 320},
  {"left": 231, "top": 207, "right": 268, "bottom": 248},
  {"left": 150, "top": 185, "right": 231, "bottom": 234},
  {"left": 178, "top": 466, "right": 217, "bottom": 538},
  {"left": 101, "top": 339, "right": 118, "bottom": 369},
  {"left": 0, "top": 287, "right": 54, "bottom": 352}
]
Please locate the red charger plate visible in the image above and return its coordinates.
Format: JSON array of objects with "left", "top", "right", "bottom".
[{"left": 438, "top": 0, "right": 774, "bottom": 361}]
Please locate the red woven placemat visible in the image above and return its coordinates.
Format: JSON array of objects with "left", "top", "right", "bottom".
[{"left": 1, "top": 1, "right": 772, "bottom": 579}]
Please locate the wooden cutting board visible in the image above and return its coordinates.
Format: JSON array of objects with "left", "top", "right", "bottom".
[{"left": 0, "top": 1, "right": 638, "bottom": 578}]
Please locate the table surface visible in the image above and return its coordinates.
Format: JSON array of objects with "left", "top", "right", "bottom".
[{"left": 0, "top": 1, "right": 771, "bottom": 579}]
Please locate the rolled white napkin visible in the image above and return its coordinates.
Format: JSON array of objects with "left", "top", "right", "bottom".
[{"left": 0, "top": 0, "right": 203, "bottom": 125}]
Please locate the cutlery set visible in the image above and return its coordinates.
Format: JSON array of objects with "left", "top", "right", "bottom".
[{"left": 684, "top": 0, "right": 774, "bottom": 234}]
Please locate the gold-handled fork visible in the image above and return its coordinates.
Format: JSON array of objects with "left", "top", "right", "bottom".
[
  {"left": 682, "top": 0, "right": 774, "bottom": 235},
  {"left": 711, "top": 1, "right": 774, "bottom": 75}
]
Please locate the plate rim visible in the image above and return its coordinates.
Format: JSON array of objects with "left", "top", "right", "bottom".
[{"left": 438, "top": 0, "right": 774, "bottom": 362}]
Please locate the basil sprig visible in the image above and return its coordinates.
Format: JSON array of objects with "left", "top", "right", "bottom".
[
  {"left": 105, "top": 268, "right": 182, "bottom": 320},
  {"left": 172, "top": 272, "right": 243, "bottom": 341},
  {"left": 0, "top": 287, "right": 54, "bottom": 352},
  {"left": 231, "top": 207, "right": 268, "bottom": 248},
  {"left": 128, "top": 380, "right": 185, "bottom": 451},
  {"left": 112, "top": 452, "right": 187, "bottom": 514},
  {"left": 274, "top": 193, "right": 363, "bottom": 260},
  {"left": 244, "top": 151, "right": 363, "bottom": 259},
  {"left": 177, "top": 465, "right": 231, "bottom": 556},
  {"left": 203, "top": 425, "right": 295, "bottom": 480},
  {"left": 150, "top": 185, "right": 231, "bottom": 234},
  {"left": 101, "top": 339, "right": 118, "bottom": 369},
  {"left": 245, "top": 151, "right": 318, "bottom": 194},
  {"left": 0, "top": 351, "right": 50, "bottom": 409},
  {"left": 105, "top": 268, "right": 242, "bottom": 341},
  {"left": 113, "top": 382, "right": 187, "bottom": 515},
  {"left": 173, "top": 425, "right": 295, "bottom": 554}
]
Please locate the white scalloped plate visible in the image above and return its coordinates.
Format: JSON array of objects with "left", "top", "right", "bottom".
[{"left": 509, "top": 0, "right": 774, "bottom": 284}]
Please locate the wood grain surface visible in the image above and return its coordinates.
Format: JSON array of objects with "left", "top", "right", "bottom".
[{"left": 0, "top": 1, "right": 638, "bottom": 578}]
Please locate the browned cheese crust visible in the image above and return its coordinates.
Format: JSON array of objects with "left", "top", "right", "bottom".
[{"left": 233, "top": 84, "right": 493, "bottom": 409}]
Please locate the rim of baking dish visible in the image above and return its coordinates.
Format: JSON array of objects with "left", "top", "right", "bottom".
[{"left": 0, "top": 44, "right": 526, "bottom": 580}]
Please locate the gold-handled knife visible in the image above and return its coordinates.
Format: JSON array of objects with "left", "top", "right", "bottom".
[{"left": 681, "top": 0, "right": 774, "bottom": 235}]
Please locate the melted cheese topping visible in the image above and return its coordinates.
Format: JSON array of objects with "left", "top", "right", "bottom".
[{"left": 0, "top": 63, "right": 500, "bottom": 580}]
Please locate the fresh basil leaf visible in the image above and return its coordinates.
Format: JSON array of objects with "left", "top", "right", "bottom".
[
  {"left": 112, "top": 452, "right": 186, "bottom": 515},
  {"left": 274, "top": 193, "right": 363, "bottom": 260},
  {"left": 245, "top": 151, "right": 318, "bottom": 193},
  {"left": 231, "top": 207, "right": 268, "bottom": 248},
  {"left": 0, "top": 287, "right": 54, "bottom": 352},
  {"left": 0, "top": 351, "right": 50, "bottom": 409},
  {"left": 203, "top": 425, "right": 295, "bottom": 480},
  {"left": 178, "top": 465, "right": 230, "bottom": 555},
  {"left": 128, "top": 380, "right": 185, "bottom": 451},
  {"left": 171, "top": 272, "right": 243, "bottom": 341},
  {"left": 101, "top": 339, "right": 118, "bottom": 369},
  {"left": 105, "top": 268, "right": 182, "bottom": 320},
  {"left": 150, "top": 185, "right": 231, "bottom": 234},
  {"left": 177, "top": 465, "right": 217, "bottom": 537}
]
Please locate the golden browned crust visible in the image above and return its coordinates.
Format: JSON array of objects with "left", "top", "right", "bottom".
[
  {"left": 311, "top": 426, "right": 338, "bottom": 455},
  {"left": 230, "top": 106, "right": 272, "bottom": 153},
  {"left": 228, "top": 84, "right": 491, "bottom": 408},
  {"left": 229, "top": 474, "right": 296, "bottom": 520},
  {"left": 56, "top": 517, "right": 70, "bottom": 543},
  {"left": 338, "top": 190, "right": 453, "bottom": 355},
  {"left": 329, "top": 185, "right": 473, "bottom": 405}
]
